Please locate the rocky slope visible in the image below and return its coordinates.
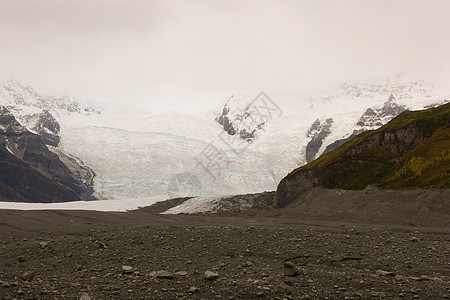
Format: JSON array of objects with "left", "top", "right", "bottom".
[
  {"left": 305, "top": 118, "right": 334, "bottom": 162},
  {"left": 274, "top": 103, "right": 450, "bottom": 208},
  {"left": 0, "top": 106, "right": 94, "bottom": 202}
]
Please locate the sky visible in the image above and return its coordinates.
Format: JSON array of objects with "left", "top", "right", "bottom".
[{"left": 0, "top": 0, "right": 449, "bottom": 112}]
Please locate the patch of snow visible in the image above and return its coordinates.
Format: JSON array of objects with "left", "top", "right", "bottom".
[
  {"left": 0, "top": 196, "right": 167, "bottom": 212},
  {"left": 5, "top": 144, "right": 14, "bottom": 155},
  {"left": 162, "top": 196, "right": 221, "bottom": 214}
]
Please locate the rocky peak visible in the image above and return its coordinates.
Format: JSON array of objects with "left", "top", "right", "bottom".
[
  {"left": 215, "top": 102, "right": 237, "bottom": 136},
  {"left": 32, "top": 110, "right": 61, "bottom": 147},
  {"left": 0, "top": 79, "right": 101, "bottom": 146},
  {"left": 215, "top": 97, "right": 267, "bottom": 142},
  {"left": 0, "top": 106, "right": 28, "bottom": 136},
  {"left": 381, "top": 94, "right": 405, "bottom": 116},
  {"left": 357, "top": 94, "right": 407, "bottom": 130},
  {"left": 1, "top": 79, "right": 100, "bottom": 117}
]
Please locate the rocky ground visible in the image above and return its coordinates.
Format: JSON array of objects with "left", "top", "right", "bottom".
[{"left": 0, "top": 209, "right": 449, "bottom": 300}]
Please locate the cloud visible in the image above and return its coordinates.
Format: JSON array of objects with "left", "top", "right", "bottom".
[
  {"left": 0, "top": 0, "right": 172, "bottom": 35},
  {"left": 0, "top": 0, "right": 449, "bottom": 112}
]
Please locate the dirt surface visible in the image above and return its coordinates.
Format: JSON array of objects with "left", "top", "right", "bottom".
[
  {"left": 0, "top": 208, "right": 449, "bottom": 300},
  {"left": 204, "top": 188, "right": 450, "bottom": 228}
]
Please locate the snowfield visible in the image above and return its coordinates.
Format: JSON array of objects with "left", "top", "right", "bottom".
[{"left": 0, "top": 196, "right": 166, "bottom": 212}]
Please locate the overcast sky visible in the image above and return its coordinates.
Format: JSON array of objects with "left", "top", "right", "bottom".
[{"left": 0, "top": 0, "right": 449, "bottom": 112}]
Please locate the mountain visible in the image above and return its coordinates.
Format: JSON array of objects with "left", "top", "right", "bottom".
[
  {"left": 1, "top": 77, "right": 449, "bottom": 205},
  {"left": 0, "top": 79, "right": 100, "bottom": 147},
  {"left": 274, "top": 103, "right": 450, "bottom": 208},
  {"left": 320, "top": 94, "right": 408, "bottom": 157},
  {"left": 216, "top": 79, "right": 449, "bottom": 166},
  {"left": 0, "top": 106, "right": 94, "bottom": 202}
]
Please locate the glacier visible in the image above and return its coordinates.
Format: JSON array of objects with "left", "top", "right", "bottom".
[{"left": 0, "top": 77, "right": 449, "bottom": 211}]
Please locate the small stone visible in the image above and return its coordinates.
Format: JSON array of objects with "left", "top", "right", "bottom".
[
  {"left": 394, "top": 274, "right": 404, "bottom": 281},
  {"left": 39, "top": 241, "right": 48, "bottom": 249},
  {"left": 189, "top": 286, "right": 199, "bottom": 293},
  {"left": 17, "top": 290, "right": 24, "bottom": 295},
  {"left": 1, "top": 280, "right": 11, "bottom": 288},
  {"left": 21, "top": 271, "right": 34, "bottom": 281},
  {"left": 278, "top": 283, "right": 292, "bottom": 295},
  {"left": 376, "top": 270, "right": 395, "bottom": 277},
  {"left": 420, "top": 275, "right": 441, "bottom": 281},
  {"left": 17, "top": 256, "right": 26, "bottom": 262},
  {"left": 122, "top": 265, "right": 134, "bottom": 274},
  {"left": 156, "top": 270, "right": 174, "bottom": 279},
  {"left": 80, "top": 292, "right": 91, "bottom": 300},
  {"left": 410, "top": 237, "right": 419, "bottom": 243},
  {"left": 283, "top": 261, "right": 299, "bottom": 276},
  {"left": 244, "top": 260, "right": 253, "bottom": 267},
  {"left": 371, "top": 291, "right": 386, "bottom": 297},
  {"left": 256, "top": 291, "right": 265, "bottom": 297},
  {"left": 204, "top": 270, "right": 219, "bottom": 281},
  {"left": 175, "top": 271, "right": 188, "bottom": 276},
  {"left": 97, "top": 241, "right": 107, "bottom": 249}
]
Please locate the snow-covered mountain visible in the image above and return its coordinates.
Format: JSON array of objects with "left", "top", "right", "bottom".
[
  {"left": 1, "top": 77, "right": 449, "bottom": 208},
  {"left": 0, "top": 80, "right": 100, "bottom": 146}
]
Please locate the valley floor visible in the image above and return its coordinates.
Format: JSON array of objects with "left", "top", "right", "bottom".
[{"left": 0, "top": 208, "right": 449, "bottom": 300}]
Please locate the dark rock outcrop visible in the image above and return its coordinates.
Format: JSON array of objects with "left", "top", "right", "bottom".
[
  {"left": 0, "top": 106, "right": 94, "bottom": 202},
  {"left": 305, "top": 118, "right": 333, "bottom": 162},
  {"left": 215, "top": 98, "right": 266, "bottom": 142},
  {"left": 0, "top": 147, "right": 79, "bottom": 202},
  {"left": 32, "top": 110, "right": 60, "bottom": 147},
  {"left": 216, "top": 104, "right": 236, "bottom": 135}
]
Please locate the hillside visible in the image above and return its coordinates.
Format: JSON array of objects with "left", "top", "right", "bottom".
[
  {"left": 0, "top": 106, "right": 94, "bottom": 202},
  {"left": 274, "top": 103, "right": 450, "bottom": 208}
]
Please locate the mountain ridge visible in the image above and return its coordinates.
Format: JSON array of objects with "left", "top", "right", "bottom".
[
  {"left": 1, "top": 77, "right": 449, "bottom": 203},
  {"left": 274, "top": 103, "right": 450, "bottom": 208},
  {"left": 0, "top": 106, "right": 95, "bottom": 202}
]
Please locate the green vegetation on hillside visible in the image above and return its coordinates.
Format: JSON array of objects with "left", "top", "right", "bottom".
[{"left": 288, "top": 103, "right": 450, "bottom": 189}]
